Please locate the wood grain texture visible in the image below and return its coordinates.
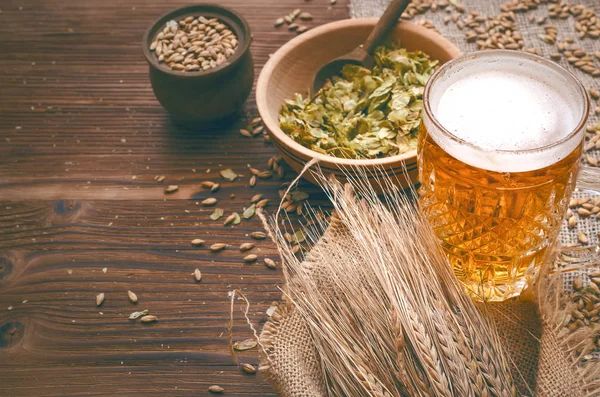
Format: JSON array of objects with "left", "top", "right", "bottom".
[
  {"left": 0, "top": 0, "right": 349, "bottom": 199},
  {"left": 0, "top": 0, "right": 349, "bottom": 395}
]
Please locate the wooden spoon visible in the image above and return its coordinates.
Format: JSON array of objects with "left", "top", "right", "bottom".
[{"left": 311, "top": 0, "right": 412, "bottom": 95}]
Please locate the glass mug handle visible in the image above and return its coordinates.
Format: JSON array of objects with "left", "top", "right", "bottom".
[{"left": 552, "top": 165, "right": 600, "bottom": 275}]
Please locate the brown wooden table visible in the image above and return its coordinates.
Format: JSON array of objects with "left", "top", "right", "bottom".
[{"left": 0, "top": 1, "right": 348, "bottom": 395}]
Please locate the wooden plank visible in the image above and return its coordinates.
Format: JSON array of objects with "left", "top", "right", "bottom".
[
  {"left": 0, "top": 162, "right": 302, "bottom": 200},
  {"left": 0, "top": 185, "right": 327, "bottom": 250},
  {"left": 0, "top": 0, "right": 350, "bottom": 395},
  {"left": 0, "top": 247, "right": 282, "bottom": 396},
  {"left": 0, "top": 248, "right": 282, "bottom": 348},
  {"left": 0, "top": 204, "right": 285, "bottom": 396},
  {"left": 0, "top": 0, "right": 350, "bottom": 200},
  {"left": 0, "top": 193, "right": 332, "bottom": 395}
]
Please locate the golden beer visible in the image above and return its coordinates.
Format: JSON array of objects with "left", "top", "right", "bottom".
[{"left": 418, "top": 51, "right": 589, "bottom": 301}]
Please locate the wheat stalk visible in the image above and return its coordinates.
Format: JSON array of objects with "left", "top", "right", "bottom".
[
  {"left": 341, "top": 173, "right": 515, "bottom": 396},
  {"left": 268, "top": 167, "right": 515, "bottom": 396},
  {"left": 430, "top": 310, "right": 475, "bottom": 397},
  {"left": 392, "top": 309, "right": 432, "bottom": 397},
  {"left": 402, "top": 308, "right": 452, "bottom": 396},
  {"left": 443, "top": 310, "right": 489, "bottom": 395}
]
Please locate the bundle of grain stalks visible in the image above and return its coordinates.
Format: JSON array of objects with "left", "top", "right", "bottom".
[{"left": 263, "top": 170, "right": 517, "bottom": 396}]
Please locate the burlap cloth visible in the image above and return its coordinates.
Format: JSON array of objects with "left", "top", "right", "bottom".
[
  {"left": 259, "top": 210, "right": 598, "bottom": 396},
  {"left": 258, "top": 1, "right": 600, "bottom": 395}
]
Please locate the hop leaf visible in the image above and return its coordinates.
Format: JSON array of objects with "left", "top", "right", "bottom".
[{"left": 279, "top": 45, "right": 437, "bottom": 159}]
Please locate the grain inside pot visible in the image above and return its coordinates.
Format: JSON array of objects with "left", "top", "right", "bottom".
[{"left": 150, "top": 17, "right": 239, "bottom": 73}]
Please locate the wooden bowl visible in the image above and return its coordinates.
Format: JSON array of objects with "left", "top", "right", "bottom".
[
  {"left": 143, "top": 4, "right": 254, "bottom": 128},
  {"left": 256, "top": 18, "right": 461, "bottom": 189}
]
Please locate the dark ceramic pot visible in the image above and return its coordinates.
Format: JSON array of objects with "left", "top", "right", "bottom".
[{"left": 142, "top": 4, "right": 254, "bottom": 128}]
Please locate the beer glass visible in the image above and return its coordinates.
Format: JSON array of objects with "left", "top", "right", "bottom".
[{"left": 418, "top": 50, "right": 589, "bottom": 302}]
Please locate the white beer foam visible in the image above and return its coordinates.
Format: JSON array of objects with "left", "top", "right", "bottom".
[{"left": 426, "top": 51, "right": 586, "bottom": 173}]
